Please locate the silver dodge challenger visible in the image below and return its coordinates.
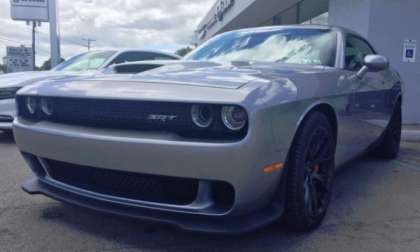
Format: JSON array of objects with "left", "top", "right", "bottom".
[{"left": 14, "top": 25, "right": 402, "bottom": 233}]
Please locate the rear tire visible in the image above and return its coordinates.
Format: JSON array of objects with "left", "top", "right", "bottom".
[
  {"left": 283, "top": 112, "right": 336, "bottom": 231},
  {"left": 371, "top": 101, "right": 402, "bottom": 159}
]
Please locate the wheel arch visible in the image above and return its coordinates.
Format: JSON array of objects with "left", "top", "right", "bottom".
[
  {"left": 273, "top": 102, "right": 339, "bottom": 221},
  {"left": 295, "top": 102, "right": 338, "bottom": 143}
]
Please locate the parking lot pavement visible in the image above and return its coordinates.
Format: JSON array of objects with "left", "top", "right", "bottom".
[{"left": 1, "top": 131, "right": 420, "bottom": 252}]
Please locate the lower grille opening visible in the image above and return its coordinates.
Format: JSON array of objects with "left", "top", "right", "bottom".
[
  {"left": 212, "top": 182, "right": 235, "bottom": 209},
  {"left": 0, "top": 115, "right": 13, "bottom": 123},
  {"left": 43, "top": 159, "right": 199, "bottom": 205},
  {"left": 22, "top": 153, "right": 47, "bottom": 178}
]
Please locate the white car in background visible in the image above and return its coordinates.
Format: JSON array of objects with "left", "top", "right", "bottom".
[{"left": 0, "top": 49, "right": 179, "bottom": 131}]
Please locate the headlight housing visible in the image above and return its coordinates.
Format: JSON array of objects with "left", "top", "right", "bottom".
[
  {"left": 221, "top": 106, "right": 248, "bottom": 131},
  {"left": 190, "top": 104, "right": 248, "bottom": 133},
  {"left": 40, "top": 97, "right": 53, "bottom": 116},
  {"left": 191, "top": 104, "right": 214, "bottom": 128},
  {"left": 25, "top": 96, "right": 38, "bottom": 115},
  {"left": 0, "top": 87, "right": 20, "bottom": 100}
]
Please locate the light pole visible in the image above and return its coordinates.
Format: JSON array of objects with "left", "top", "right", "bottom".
[{"left": 49, "top": 0, "right": 61, "bottom": 67}]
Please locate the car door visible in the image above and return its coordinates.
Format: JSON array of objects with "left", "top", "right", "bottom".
[{"left": 344, "top": 35, "right": 395, "bottom": 154}]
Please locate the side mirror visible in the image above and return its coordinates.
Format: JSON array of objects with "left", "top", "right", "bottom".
[{"left": 356, "top": 55, "right": 389, "bottom": 79}]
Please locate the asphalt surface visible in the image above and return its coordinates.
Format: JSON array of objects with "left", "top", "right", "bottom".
[{"left": 1, "top": 131, "right": 420, "bottom": 252}]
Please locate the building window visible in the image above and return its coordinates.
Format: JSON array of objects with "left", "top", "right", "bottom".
[
  {"left": 272, "top": 5, "right": 298, "bottom": 25},
  {"left": 298, "top": 0, "right": 329, "bottom": 23},
  {"left": 265, "top": 0, "right": 329, "bottom": 26},
  {"left": 301, "top": 12, "right": 329, "bottom": 25}
]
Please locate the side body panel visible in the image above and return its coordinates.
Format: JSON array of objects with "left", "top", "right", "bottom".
[{"left": 268, "top": 29, "right": 402, "bottom": 167}]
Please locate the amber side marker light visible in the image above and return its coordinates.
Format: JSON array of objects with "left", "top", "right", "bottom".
[{"left": 263, "top": 162, "right": 284, "bottom": 174}]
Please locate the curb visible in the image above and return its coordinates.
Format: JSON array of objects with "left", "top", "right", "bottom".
[{"left": 402, "top": 128, "right": 420, "bottom": 142}]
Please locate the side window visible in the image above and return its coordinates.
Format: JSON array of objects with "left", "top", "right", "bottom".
[
  {"left": 154, "top": 55, "right": 179, "bottom": 60},
  {"left": 112, "top": 52, "right": 133, "bottom": 64},
  {"left": 345, "top": 36, "right": 376, "bottom": 71}
]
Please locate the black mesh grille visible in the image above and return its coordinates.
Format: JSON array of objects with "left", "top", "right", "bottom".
[
  {"left": 0, "top": 88, "right": 18, "bottom": 100},
  {"left": 44, "top": 159, "right": 199, "bottom": 205},
  {"left": 0, "top": 115, "right": 13, "bottom": 123},
  {"left": 17, "top": 96, "right": 247, "bottom": 140},
  {"left": 39, "top": 98, "right": 191, "bottom": 130}
]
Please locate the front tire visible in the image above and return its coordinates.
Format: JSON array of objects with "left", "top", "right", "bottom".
[{"left": 283, "top": 112, "right": 336, "bottom": 231}]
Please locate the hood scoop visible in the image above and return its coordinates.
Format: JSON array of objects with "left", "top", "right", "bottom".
[{"left": 129, "top": 61, "right": 259, "bottom": 89}]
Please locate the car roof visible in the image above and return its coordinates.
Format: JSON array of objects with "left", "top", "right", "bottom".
[
  {"left": 222, "top": 24, "right": 362, "bottom": 38},
  {"left": 88, "top": 49, "right": 180, "bottom": 59}
]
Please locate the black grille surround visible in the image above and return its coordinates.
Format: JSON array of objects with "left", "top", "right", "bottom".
[
  {"left": 17, "top": 96, "right": 248, "bottom": 141},
  {"left": 43, "top": 159, "right": 199, "bottom": 205},
  {"left": 0, "top": 87, "right": 19, "bottom": 100},
  {"left": 0, "top": 115, "right": 13, "bottom": 123}
]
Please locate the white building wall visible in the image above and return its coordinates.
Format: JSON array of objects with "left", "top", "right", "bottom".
[
  {"left": 330, "top": 0, "right": 420, "bottom": 124},
  {"left": 328, "top": 0, "right": 372, "bottom": 36}
]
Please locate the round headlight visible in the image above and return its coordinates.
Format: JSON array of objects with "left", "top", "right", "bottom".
[
  {"left": 26, "top": 96, "right": 38, "bottom": 115},
  {"left": 191, "top": 104, "right": 214, "bottom": 128},
  {"left": 40, "top": 98, "right": 53, "bottom": 116},
  {"left": 221, "top": 106, "right": 247, "bottom": 131}
]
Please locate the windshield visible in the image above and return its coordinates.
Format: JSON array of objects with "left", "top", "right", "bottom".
[
  {"left": 55, "top": 51, "right": 117, "bottom": 72},
  {"left": 186, "top": 28, "right": 337, "bottom": 67},
  {"left": 52, "top": 53, "right": 87, "bottom": 71}
]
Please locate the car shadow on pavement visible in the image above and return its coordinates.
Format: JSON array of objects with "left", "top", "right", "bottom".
[
  {"left": 38, "top": 202, "right": 309, "bottom": 251},
  {"left": 0, "top": 131, "right": 14, "bottom": 144},
  {"left": 32, "top": 146, "right": 412, "bottom": 251}
]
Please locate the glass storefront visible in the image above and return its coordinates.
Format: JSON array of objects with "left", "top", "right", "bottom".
[
  {"left": 301, "top": 12, "right": 329, "bottom": 25},
  {"left": 261, "top": 0, "right": 329, "bottom": 26}
]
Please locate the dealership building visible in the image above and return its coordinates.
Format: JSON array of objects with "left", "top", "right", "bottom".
[{"left": 197, "top": 0, "right": 420, "bottom": 124}]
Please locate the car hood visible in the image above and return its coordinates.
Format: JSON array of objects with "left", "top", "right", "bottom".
[
  {"left": 0, "top": 70, "right": 96, "bottom": 89},
  {"left": 110, "top": 61, "right": 328, "bottom": 89},
  {"left": 19, "top": 61, "right": 330, "bottom": 105}
]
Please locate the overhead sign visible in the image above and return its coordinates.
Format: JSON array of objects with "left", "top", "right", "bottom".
[
  {"left": 403, "top": 39, "right": 417, "bottom": 63},
  {"left": 197, "top": 0, "right": 235, "bottom": 40},
  {"left": 10, "top": 0, "right": 49, "bottom": 22},
  {"left": 5, "top": 46, "right": 34, "bottom": 73}
]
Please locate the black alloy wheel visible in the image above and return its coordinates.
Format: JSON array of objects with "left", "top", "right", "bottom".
[{"left": 283, "top": 111, "right": 336, "bottom": 231}]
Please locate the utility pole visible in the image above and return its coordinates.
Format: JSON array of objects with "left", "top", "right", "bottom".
[
  {"left": 82, "top": 38, "right": 96, "bottom": 51},
  {"left": 28, "top": 20, "right": 40, "bottom": 70}
]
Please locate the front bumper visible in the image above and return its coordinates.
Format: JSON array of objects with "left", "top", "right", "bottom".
[
  {"left": 22, "top": 177, "right": 284, "bottom": 233},
  {"left": 14, "top": 114, "right": 288, "bottom": 232},
  {"left": 0, "top": 99, "right": 15, "bottom": 130}
]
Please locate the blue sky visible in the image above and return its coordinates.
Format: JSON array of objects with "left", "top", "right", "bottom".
[{"left": 0, "top": 0, "right": 214, "bottom": 66}]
